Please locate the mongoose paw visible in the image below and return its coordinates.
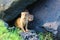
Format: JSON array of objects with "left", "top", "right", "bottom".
[{"left": 26, "top": 29, "right": 29, "bottom": 32}]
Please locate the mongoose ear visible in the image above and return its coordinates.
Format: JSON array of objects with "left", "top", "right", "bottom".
[{"left": 28, "top": 14, "right": 34, "bottom": 21}]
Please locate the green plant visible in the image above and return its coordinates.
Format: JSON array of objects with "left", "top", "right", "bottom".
[
  {"left": 0, "top": 20, "right": 23, "bottom": 40},
  {"left": 38, "top": 32, "right": 53, "bottom": 40}
]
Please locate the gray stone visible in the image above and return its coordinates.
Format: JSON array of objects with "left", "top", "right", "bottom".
[
  {"left": 20, "top": 30, "right": 39, "bottom": 40},
  {"left": 4, "top": 21, "right": 9, "bottom": 27}
]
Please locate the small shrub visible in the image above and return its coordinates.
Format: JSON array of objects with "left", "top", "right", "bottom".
[
  {"left": 38, "top": 32, "right": 53, "bottom": 40},
  {"left": 0, "top": 20, "right": 23, "bottom": 40}
]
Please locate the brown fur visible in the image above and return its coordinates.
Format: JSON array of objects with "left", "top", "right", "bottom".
[{"left": 15, "top": 11, "right": 34, "bottom": 32}]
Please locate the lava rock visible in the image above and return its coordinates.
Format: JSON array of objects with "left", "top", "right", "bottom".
[
  {"left": 20, "top": 30, "right": 39, "bottom": 40},
  {"left": 0, "top": 0, "right": 37, "bottom": 21},
  {"left": 34, "top": 26, "right": 47, "bottom": 33},
  {"left": 27, "top": 0, "right": 60, "bottom": 39}
]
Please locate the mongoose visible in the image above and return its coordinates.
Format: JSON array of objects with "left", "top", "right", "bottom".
[{"left": 15, "top": 10, "right": 34, "bottom": 32}]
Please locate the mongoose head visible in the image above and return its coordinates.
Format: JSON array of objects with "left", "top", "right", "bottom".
[
  {"left": 21, "top": 9, "right": 34, "bottom": 21},
  {"left": 28, "top": 14, "right": 34, "bottom": 21},
  {"left": 21, "top": 12, "right": 29, "bottom": 18}
]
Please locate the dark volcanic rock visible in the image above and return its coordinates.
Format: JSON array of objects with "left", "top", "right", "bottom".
[
  {"left": 0, "top": 0, "right": 37, "bottom": 22},
  {"left": 27, "top": 0, "right": 60, "bottom": 39}
]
